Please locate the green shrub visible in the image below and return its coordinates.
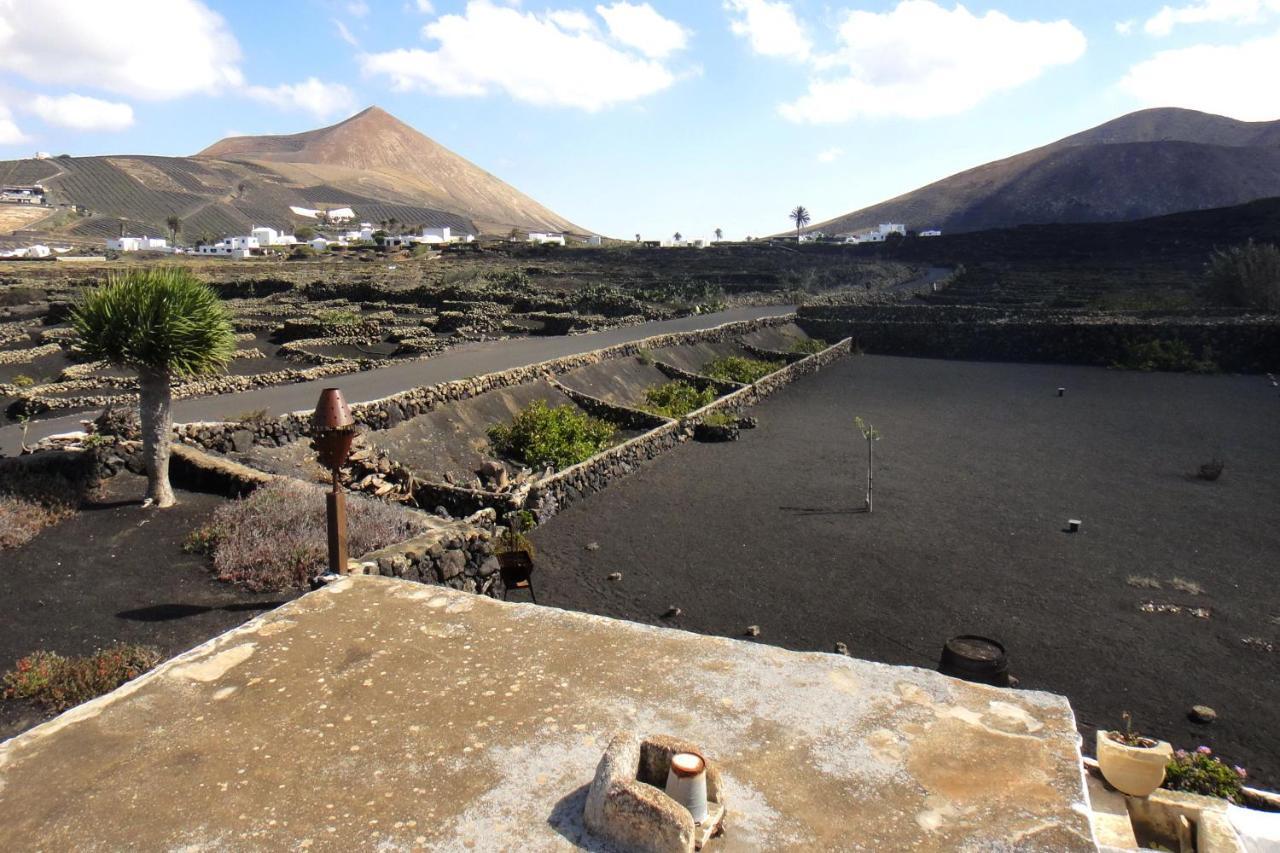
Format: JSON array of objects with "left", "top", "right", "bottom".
[
  {"left": 1204, "top": 241, "right": 1280, "bottom": 310},
  {"left": 704, "top": 355, "right": 782, "bottom": 384},
  {"left": 11, "top": 374, "right": 35, "bottom": 389},
  {"left": 699, "top": 410, "right": 738, "bottom": 428},
  {"left": 1113, "top": 339, "right": 1217, "bottom": 373},
  {"left": 1164, "top": 747, "right": 1247, "bottom": 803},
  {"left": 187, "top": 480, "right": 430, "bottom": 591},
  {"left": 315, "top": 308, "right": 360, "bottom": 327},
  {"left": 643, "top": 381, "right": 717, "bottom": 418},
  {"left": 487, "top": 400, "right": 616, "bottom": 470},
  {"left": 3, "top": 644, "right": 161, "bottom": 712},
  {"left": 789, "top": 337, "right": 827, "bottom": 355}
]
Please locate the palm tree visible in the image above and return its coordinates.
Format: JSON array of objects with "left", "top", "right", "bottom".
[
  {"left": 166, "top": 215, "right": 182, "bottom": 246},
  {"left": 673, "top": 232, "right": 682, "bottom": 242},
  {"left": 635, "top": 233, "right": 641, "bottom": 243},
  {"left": 790, "top": 206, "right": 810, "bottom": 242},
  {"left": 714, "top": 227, "right": 723, "bottom": 242},
  {"left": 71, "top": 268, "right": 235, "bottom": 508}
]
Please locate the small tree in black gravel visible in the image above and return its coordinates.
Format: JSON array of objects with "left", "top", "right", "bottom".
[{"left": 854, "top": 416, "right": 880, "bottom": 512}]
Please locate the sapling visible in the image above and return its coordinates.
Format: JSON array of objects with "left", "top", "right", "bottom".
[{"left": 854, "top": 416, "right": 880, "bottom": 512}]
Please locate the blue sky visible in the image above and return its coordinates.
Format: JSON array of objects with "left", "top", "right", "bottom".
[{"left": 1, "top": 0, "right": 1278, "bottom": 239}]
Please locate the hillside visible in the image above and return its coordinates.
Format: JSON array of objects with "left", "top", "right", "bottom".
[
  {"left": 199, "top": 107, "right": 584, "bottom": 235},
  {"left": 0, "top": 107, "right": 585, "bottom": 242},
  {"left": 834, "top": 195, "right": 1280, "bottom": 307},
  {"left": 810, "top": 108, "right": 1280, "bottom": 236}
]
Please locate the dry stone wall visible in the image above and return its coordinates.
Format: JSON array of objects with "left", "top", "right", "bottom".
[{"left": 798, "top": 305, "right": 1280, "bottom": 372}]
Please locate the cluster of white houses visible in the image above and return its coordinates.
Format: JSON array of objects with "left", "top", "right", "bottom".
[
  {"left": 105, "top": 222, "right": 482, "bottom": 259},
  {"left": 798, "top": 223, "right": 942, "bottom": 244}
]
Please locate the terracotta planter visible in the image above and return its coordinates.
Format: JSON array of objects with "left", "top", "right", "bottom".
[{"left": 1097, "top": 730, "right": 1174, "bottom": 797}]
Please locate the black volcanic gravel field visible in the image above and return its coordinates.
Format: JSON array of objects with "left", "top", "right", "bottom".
[{"left": 528, "top": 354, "right": 1280, "bottom": 788}]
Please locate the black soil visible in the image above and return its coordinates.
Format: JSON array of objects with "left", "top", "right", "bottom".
[
  {"left": 0, "top": 474, "right": 291, "bottom": 739},
  {"left": 529, "top": 354, "right": 1280, "bottom": 788}
]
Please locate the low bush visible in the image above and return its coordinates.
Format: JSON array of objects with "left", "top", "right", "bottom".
[
  {"left": 643, "top": 381, "right": 717, "bottom": 418},
  {"left": 2, "top": 644, "right": 161, "bottom": 712},
  {"left": 789, "top": 337, "right": 828, "bottom": 355},
  {"left": 704, "top": 355, "right": 782, "bottom": 384},
  {"left": 314, "top": 308, "right": 361, "bottom": 327},
  {"left": 1113, "top": 339, "right": 1217, "bottom": 373},
  {"left": 0, "top": 460, "right": 89, "bottom": 549},
  {"left": 1164, "top": 747, "right": 1247, "bottom": 803},
  {"left": 1204, "top": 241, "right": 1280, "bottom": 310},
  {"left": 11, "top": 374, "right": 35, "bottom": 388},
  {"left": 186, "top": 480, "right": 430, "bottom": 591},
  {"left": 1196, "top": 459, "right": 1225, "bottom": 481},
  {"left": 487, "top": 400, "right": 616, "bottom": 470}
]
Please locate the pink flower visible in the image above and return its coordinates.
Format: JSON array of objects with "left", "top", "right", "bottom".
[
  {"left": 1197, "top": 745, "right": 1213, "bottom": 755},
  {"left": 1175, "top": 749, "right": 1189, "bottom": 759},
  {"left": 1234, "top": 766, "right": 1248, "bottom": 778}
]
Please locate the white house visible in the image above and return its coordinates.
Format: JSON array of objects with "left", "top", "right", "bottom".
[
  {"left": 229, "top": 235, "right": 259, "bottom": 251},
  {"left": 34, "top": 151, "right": 52, "bottom": 160},
  {"left": 586, "top": 235, "right": 602, "bottom": 246},
  {"left": 326, "top": 207, "right": 355, "bottom": 223},
  {"left": 25, "top": 244, "right": 51, "bottom": 258},
  {"left": 309, "top": 237, "right": 331, "bottom": 251},
  {"left": 528, "top": 232, "right": 566, "bottom": 246},
  {"left": 290, "top": 206, "right": 319, "bottom": 219},
  {"left": 107, "top": 236, "right": 169, "bottom": 252},
  {"left": 250, "top": 227, "right": 298, "bottom": 247},
  {"left": 920, "top": 229, "right": 942, "bottom": 237},
  {"left": 420, "top": 226, "right": 452, "bottom": 244}
]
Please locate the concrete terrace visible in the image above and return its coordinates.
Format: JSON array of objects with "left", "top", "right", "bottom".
[{"left": 0, "top": 576, "right": 1095, "bottom": 851}]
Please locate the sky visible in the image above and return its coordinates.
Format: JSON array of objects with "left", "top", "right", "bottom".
[{"left": 1, "top": 0, "right": 1278, "bottom": 240}]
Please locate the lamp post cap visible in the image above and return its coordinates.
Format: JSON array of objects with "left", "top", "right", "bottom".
[{"left": 314, "top": 387, "right": 354, "bottom": 431}]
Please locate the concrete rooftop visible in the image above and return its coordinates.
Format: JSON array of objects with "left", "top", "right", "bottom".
[{"left": 0, "top": 577, "right": 1096, "bottom": 851}]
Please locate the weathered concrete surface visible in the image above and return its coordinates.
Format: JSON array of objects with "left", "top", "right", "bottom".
[{"left": 0, "top": 578, "right": 1094, "bottom": 851}]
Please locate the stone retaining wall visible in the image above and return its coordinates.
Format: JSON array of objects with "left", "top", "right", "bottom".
[
  {"left": 653, "top": 361, "right": 743, "bottom": 396},
  {"left": 797, "top": 305, "right": 1280, "bottom": 372},
  {"left": 354, "top": 527, "right": 499, "bottom": 596},
  {"left": 179, "top": 315, "right": 796, "bottom": 454},
  {"left": 525, "top": 338, "right": 852, "bottom": 522}
]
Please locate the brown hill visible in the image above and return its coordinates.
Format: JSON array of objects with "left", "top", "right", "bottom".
[
  {"left": 198, "top": 106, "right": 583, "bottom": 235},
  {"left": 0, "top": 107, "right": 585, "bottom": 242},
  {"left": 808, "top": 108, "right": 1280, "bottom": 236}
]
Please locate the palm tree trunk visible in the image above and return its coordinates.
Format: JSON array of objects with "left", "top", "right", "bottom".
[{"left": 137, "top": 367, "right": 176, "bottom": 508}]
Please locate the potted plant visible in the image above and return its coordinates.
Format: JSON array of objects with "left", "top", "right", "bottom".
[{"left": 1097, "top": 713, "right": 1174, "bottom": 797}]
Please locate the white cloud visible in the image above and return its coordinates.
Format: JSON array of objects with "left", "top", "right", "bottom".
[
  {"left": 1119, "top": 29, "right": 1280, "bottom": 120},
  {"left": 415, "top": 0, "right": 435, "bottom": 11},
  {"left": 361, "top": 0, "right": 689, "bottom": 110},
  {"left": 245, "top": 78, "right": 358, "bottom": 119},
  {"left": 347, "top": 0, "right": 370, "bottom": 17},
  {"left": 725, "top": 0, "right": 810, "bottom": 61},
  {"left": 334, "top": 19, "right": 360, "bottom": 46},
  {"left": 596, "top": 2, "right": 689, "bottom": 59},
  {"left": 1116, "top": 19, "right": 1136, "bottom": 35},
  {"left": 0, "top": 105, "right": 26, "bottom": 145},
  {"left": 1144, "top": 0, "right": 1280, "bottom": 37},
  {"left": 30, "top": 93, "right": 134, "bottom": 131},
  {"left": 778, "top": 1, "right": 1086, "bottom": 123},
  {"left": 0, "top": 0, "right": 243, "bottom": 99},
  {"left": 817, "top": 146, "right": 843, "bottom": 162}
]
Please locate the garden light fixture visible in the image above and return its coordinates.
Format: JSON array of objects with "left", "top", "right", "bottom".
[{"left": 313, "top": 387, "right": 356, "bottom": 575}]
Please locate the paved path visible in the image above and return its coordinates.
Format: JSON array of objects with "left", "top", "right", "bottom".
[{"left": 1, "top": 304, "right": 794, "bottom": 455}]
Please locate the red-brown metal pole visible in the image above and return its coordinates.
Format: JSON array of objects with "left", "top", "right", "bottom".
[{"left": 327, "top": 466, "right": 348, "bottom": 574}]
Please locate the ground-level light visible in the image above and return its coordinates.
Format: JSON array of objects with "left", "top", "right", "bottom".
[{"left": 313, "top": 387, "right": 356, "bottom": 576}]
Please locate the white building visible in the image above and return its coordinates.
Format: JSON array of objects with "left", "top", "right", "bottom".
[
  {"left": 250, "top": 226, "right": 298, "bottom": 247},
  {"left": 528, "top": 232, "right": 566, "bottom": 246},
  {"left": 309, "top": 237, "right": 331, "bottom": 251},
  {"left": 920, "top": 229, "right": 942, "bottom": 237},
  {"left": 34, "top": 152, "right": 52, "bottom": 160},
  {"left": 586, "top": 235, "right": 602, "bottom": 246},
  {"left": 326, "top": 207, "right": 355, "bottom": 223},
  {"left": 107, "top": 236, "right": 169, "bottom": 252}
]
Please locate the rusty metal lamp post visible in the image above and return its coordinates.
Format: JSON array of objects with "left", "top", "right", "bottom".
[{"left": 313, "top": 388, "right": 356, "bottom": 576}]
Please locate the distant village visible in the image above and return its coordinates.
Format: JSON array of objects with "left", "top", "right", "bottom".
[{"left": 2, "top": 180, "right": 939, "bottom": 258}]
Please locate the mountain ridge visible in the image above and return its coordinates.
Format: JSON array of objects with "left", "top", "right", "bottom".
[{"left": 808, "top": 108, "right": 1280, "bottom": 237}]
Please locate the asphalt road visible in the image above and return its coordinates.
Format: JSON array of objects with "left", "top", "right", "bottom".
[{"left": 1, "top": 304, "right": 794, "bottom": 456}]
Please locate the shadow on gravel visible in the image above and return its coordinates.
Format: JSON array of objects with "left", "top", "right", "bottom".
[
  {"left": 779, "top": 505, "right": 867, "bottom": 516},
  {"left": 116, "top": 601, "right": 283, "bottom": 622}
]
